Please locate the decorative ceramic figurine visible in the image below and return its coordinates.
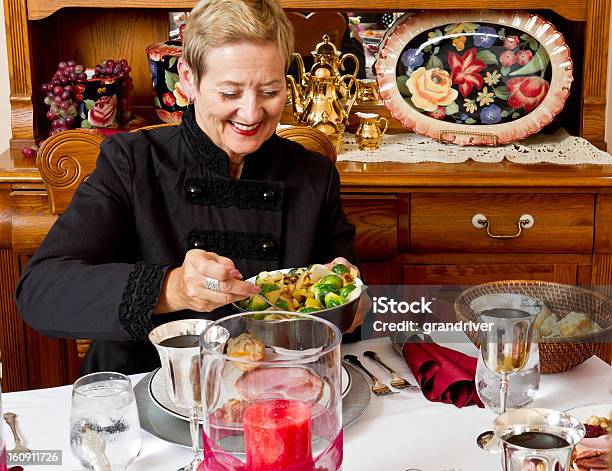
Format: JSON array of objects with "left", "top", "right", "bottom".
[
  {"left": 376, "top": 10, "right": 573, "bottom": 145},
  {"left": 146, "top": 27, "right": 188, "bottom": 124}
]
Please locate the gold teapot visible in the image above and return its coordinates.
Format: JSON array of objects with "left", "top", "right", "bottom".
[
  {"left": 310, "top": 34, "right": 359, "bottom": 89},
  {"left": 286, "top": 36, "right": 359, "bottom": 152},
  {"left": 355, "top": 112, "right": 388, "bottom": 150},
  {"left": 289, "top": 35, "right": 360, "bottom": 100}
]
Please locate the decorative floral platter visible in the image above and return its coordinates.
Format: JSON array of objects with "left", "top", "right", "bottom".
[{"left": 375, "top": 11, "right": 573, "bottom": 145}]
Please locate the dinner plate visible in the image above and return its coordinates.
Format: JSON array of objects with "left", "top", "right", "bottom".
[
  {"left": 134, "top": 363, "right": 370, "bottom": 448},
  {"left": 148, "top": 364, "right": 352, "bottom": 424},
  {"left": 566, "top": 403, "right": 612, "bottom": 423}
]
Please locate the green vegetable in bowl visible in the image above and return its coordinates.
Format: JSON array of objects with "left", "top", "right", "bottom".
[
  {"left": 324, "top": 292, "right": 344, "bottom": 308},
  {"left": 261, "top": 283, "right": 280, "bottom": 294},
  {"left": 316, "top": 275, "right": 343, "bottom": 291},
  {"left": 248, "top": 295, "right": 269, "bottom": 311},
  {"left": 314, "top": 285, "right": 336, "bottom": 306},
  {"left": 339, "top": 284, "right": 356, "bottom": 299},
  {"left": 331, "top": 263, "right": 349, "bottom": 275},
  {"left": 275, "top": 298, "right": 290, "bottom": 310}
]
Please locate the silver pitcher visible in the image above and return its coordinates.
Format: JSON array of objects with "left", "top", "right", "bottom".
[
  {"left": 494, "top": 408, "right": 585, "bottom": 471},
  {"left": 478, "top": 308, "right": 538, "bottom": 414}
]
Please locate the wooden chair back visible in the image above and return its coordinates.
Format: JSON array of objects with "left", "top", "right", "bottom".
[
  {"left": 35, "top": 125, "right": 336, "bottom": 359},
  {"left": 36, "top": 130, "right": 105, "bottom": 215},
  {"left": 287, "top": 12, "right": 346, "bottom": 56},
  {"left": 277, "top": 126, "right": 337, "bottom": 163}
]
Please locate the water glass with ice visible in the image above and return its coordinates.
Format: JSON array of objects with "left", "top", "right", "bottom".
[{"left": 70, "top": 372, "right": 141, "bottom": 470}]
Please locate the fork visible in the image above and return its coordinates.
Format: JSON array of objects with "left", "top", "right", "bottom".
[
  {"left": 343, "top": 355, "right": 397, "bottom": 396},
  {"left": 363, "top": 351, "right": 420, "bottom": 391},
  {"left": 3, "top": 412, "right": 30, "bottom": 453}
]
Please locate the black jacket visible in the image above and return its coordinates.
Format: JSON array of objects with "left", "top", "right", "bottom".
[{"left": 15, "top": 106, "right": 356, "bottom": 374}]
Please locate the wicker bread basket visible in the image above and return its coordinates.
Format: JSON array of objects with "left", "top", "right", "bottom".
[{"left": 454, "top": 281, "right": 612, "bottom": 374}]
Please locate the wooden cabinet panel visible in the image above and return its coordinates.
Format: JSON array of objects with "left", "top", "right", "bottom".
[
  {"left": 403, "top": 263, "right": 579, "bottom": 285},
  {"left": 357, "top": 262, "right": 394, "bottom": 285},
  {"left": 342, "top": 195, "right": 397, "bottom": 260},
  {"left": 411, "top": 193, "right": 594, "bottom": 253},
  {"left": 594, "top": 194, "right": 612, "bottom": 253},
  {"left": 10, "top": 191, "right": 56, "bottom": 255},
  {"left": 0, "top": 249, "right": 29, "bottom": 391}
]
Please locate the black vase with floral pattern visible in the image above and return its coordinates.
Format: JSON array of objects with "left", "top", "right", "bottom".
[{"left": 146, "top": 39, "right": 187, "bottom": 123}]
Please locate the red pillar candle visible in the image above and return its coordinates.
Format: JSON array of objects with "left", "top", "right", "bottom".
[{"left": 243, "top": 399, "right": 313, "bottom": 470}]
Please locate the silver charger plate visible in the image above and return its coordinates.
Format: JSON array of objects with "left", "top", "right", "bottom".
[
  {"left": 134, "top": 363, "right": 370, "bottom": 448},
  {"left": 148, "top": 364, "right": 352, "bottom": 423}
]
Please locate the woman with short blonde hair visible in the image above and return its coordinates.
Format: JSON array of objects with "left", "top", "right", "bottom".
[{"left": 17, "top": 0, "right": 357, "bottom": 376}]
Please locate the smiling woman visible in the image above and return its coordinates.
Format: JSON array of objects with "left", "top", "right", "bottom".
[
  {"left": 15, "top": 0, "right": 358, "bottom": 375},
  {"left": 177, "top": 43, "right": 287, "bottom": 178}
]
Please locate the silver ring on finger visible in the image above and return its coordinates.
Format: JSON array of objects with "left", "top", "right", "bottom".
[{"left": 204, "top": 276, "right": 221, "bottom": 292}]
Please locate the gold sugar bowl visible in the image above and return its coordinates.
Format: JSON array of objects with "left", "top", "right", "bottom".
[{"left": 356, "top": 79, "right": 380, "bottom": 104}]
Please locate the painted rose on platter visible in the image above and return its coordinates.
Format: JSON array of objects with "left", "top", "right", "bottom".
[
  {"left": 407, "top": 67, "right": 458, "bottom": 112},
  {"left": 88, "top": 95, "right": 117, "bottom": 128},
  {"left": 506, "top": 76, "right": 550, "bottom": 113}
]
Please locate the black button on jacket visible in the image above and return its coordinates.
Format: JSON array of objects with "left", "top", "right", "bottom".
[{"left": 15, "top": 106, "right": 356, "bottom": 374}]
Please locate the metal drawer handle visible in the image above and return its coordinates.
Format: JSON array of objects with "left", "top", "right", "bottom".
[{"left": 471, "top": 213, "right": 535, "bottom": 239}]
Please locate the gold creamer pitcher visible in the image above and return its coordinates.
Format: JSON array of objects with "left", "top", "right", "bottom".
[{"left": 355, "top": 112, "right": 388, "bottom": 150}]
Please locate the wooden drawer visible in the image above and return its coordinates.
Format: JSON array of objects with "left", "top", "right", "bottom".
[
  {"left": 410, "top": 193, "right": 594, "bottom": 253},
  {"left": 404, "top": 263, "right": 580, "bottom": 285},
  {"left": 342, "top": 195, "right": 397, "bottom": 260}
]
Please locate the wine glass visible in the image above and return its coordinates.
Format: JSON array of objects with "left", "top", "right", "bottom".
[
  {"left": 478, "top": 308, "right": 537, "bottom": 414},
  {"left": 476, "top": 308, "right": 538, "bottom": 451},
  {"left": 149, "top": 319, "right": 214, "bottom": 471},
  {"left": 70, "top": 372, "right": 141, "bottom": 470}
]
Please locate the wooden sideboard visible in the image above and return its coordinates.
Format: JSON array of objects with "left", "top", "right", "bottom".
[{"left": 1, "top": 0, "right": 611, "bottom": 390}]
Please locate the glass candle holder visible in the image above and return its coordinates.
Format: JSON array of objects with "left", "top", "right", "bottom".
[{"left": 199, "top": 312, "right": 343, "bottom": 471}]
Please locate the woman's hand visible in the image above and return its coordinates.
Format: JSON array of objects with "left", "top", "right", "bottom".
[{"left": 155, "top": 249, "right": 259, "bottom": 314}]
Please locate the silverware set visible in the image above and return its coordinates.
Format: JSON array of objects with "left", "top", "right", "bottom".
[
  {"left": 343, "top": 351, "right": 420, "bottom": 397},
  {"left": 364, "top": 351, "right": 420, "bottom": 391}
]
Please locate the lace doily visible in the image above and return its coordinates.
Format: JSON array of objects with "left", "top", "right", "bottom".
[{"left": 337, "top": 129, "right": 612, "bottom": 165}]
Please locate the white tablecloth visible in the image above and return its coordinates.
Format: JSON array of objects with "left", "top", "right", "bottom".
[{"left": 3, "top": 339, "right": 611, "bottom": 471}]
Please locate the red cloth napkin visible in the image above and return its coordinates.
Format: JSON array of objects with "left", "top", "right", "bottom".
[{"left": 403, "top": 341, "right": 484, "bottom": 408}]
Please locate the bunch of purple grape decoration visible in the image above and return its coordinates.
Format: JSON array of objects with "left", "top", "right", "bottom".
[
  {"left": 23, "top": 59, "right": 133, "bottom": 158},
  {"left": 92, "top": 59, "right": 134, "bottom": 127}
]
